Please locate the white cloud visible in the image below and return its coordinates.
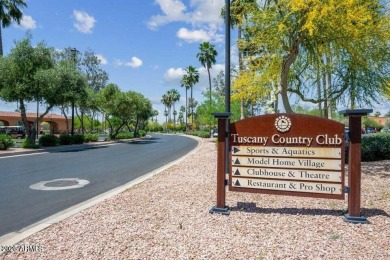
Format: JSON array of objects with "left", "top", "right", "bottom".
[
  {"left": 164, "top": 67, "right": 185, "bottom": 83},
  {"left": 148, "top": 0, "right": 189, "bottom": 29},
  {"left": 189, "top": 0, "right": 225, "bottom": 25},
  {"left": 176, "top": 27, "right": 210, "bottom": 43},
  {"left": 148, "top": 0, "right": 224, "bottom": 43},
  {"left": 18, "top": 15, "right": 37, "bottom": 30},
  {"left": 95, "top": 54, "right": 108, "bottom": 65},
  {"left": 116, "top": 57, "right": 143, "bottom": 68},
  {"left": 73, "top": 10, "right": 96, "bottom": 34}
]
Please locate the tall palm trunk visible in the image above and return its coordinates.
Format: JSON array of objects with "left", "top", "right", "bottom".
[
  {"left": 185, "top": 88, "right": 188, "bottom": 131},
  {"left": 207, "top": 68, "right": 212, "bottom": 106},
  {"left": 190, "top": 86, "right": 194, "bottom": 129}
]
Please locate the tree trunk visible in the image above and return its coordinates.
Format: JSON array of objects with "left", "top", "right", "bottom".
[
  {"left": 280, "top": 39, "right": 299, "bottom": 114},
  {"left": 20, "top": 100, "right": 54, "bottom": 144},
  {"left": 322, "top": 61, "right": 328, "bottom": 118},
  {"left": 185, "top": 89, "right": 188, "bottom": 131},
  {"left": 81, "top": 110, "right": 85, "bottom": 134},
  {"left": 19, "top": 100, "right": 33, "bottom": 143},
  {"left": 191, "top": 87, "right": 193, "bottom": 130},
  {"left": 207, "top": 68, "right": 212, "bottom": 107},
  {"left": 0, "top": 25, "right": 3, "bottom": 57},
  {"left": 326, "top": 54, "right": 332, "bottom": 119},
  {"left": 240, "top": 99, "right": 245, "bottom": 119},
  {"left": 238, "top": 25, "right": 245, "bottom": 119},
  {"left": 316, "top": 65, "right": 323, "bottom": 117},
  {"left": 350, "top": 74, "right": 356, "bottom": 109},
  {"left": 61, "top": 106, "right": 69, "bottom": 133},
  {"left": 133, "top": 117, "right": 139, "bottom": 137}
]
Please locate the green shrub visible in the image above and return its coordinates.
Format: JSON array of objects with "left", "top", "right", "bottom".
[
  {"left": 59, "top": 134, "right": 73, "bottom": 145},
  {"left": 22, "top": 138, "right": 40, "bottom": 149},
  {"left": 138, "top": 130, "right": 146, "bottom": 137},
  {"left": 0, "top": 134, "right": 14, "bottom": 150},
  {"left": 84, "top": 133, "right": 99, "bottom": 142},
  {"left": 72, "top": 134, "right": 85, "bottom": 144},
  {"left": 38, "top": 135, "right": 58, "bottom": 147},
  {"left": 116, "top": 132, "right": 134, "bottom": 139},
  {"left": 186, "top": 130, "right": 210, "bottom": 138},
  {"left": 361, "top": 133, "right": 390, "bottom": 161}
]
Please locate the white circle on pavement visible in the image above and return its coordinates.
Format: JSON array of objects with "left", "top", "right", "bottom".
[{"left": 29, "top": 178, "right": 90, "bottom": 191}]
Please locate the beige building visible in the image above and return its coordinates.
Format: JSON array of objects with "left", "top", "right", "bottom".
[{"left": 0, "top": 111, "right": 71, "bottom": 134}]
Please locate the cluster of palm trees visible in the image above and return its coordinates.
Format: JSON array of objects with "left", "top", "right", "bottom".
[
  {"left": 161, "top": 89, "right": 180, "bottom": 126},
  {"left": 161, "top": 41, "right": 218, "bottom": 131}
]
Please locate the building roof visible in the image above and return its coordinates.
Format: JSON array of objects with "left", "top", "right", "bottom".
[{"left": 0, "top": 111, "right": 68, "bottom": 120}]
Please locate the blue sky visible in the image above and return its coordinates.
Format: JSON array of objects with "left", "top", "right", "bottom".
[
  {"left": 1, "top": 0, "right": 232, "bottom": 122},
  {"left": 1, "top": 0, "right": 389, "bottom": 121}
]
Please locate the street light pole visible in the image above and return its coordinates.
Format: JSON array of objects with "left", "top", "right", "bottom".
[
  {"left": 224, "top": 0, "right": 231, "bottom": 175},
  {"left": 36, "top": 101, "right": 39, "bottom": 141},
  {"left": 164, "top": 109, "right": 168, "bottom": 132},
  {"left": 70, "top": 48, "right": 78, "bottom": 136}
]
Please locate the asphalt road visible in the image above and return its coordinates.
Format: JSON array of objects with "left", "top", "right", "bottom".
[{"left": 0, "top": 134, "right": 198, "bottom": 237}]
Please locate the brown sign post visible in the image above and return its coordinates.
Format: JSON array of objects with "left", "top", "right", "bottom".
[
  {"left": 339, "top": 109, "right": 372, "bottom": 224},
  {"left": 209, "top": 112, "right": 231, "bottom": 215}
]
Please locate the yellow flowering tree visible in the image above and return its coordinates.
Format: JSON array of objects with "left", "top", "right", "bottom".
[{"left": 237, "top": 0, "right": 389, "bottom": 114}]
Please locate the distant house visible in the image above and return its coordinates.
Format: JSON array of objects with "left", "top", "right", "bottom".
[
  {"left": 0, "top": 111, "right": 70, "bottom": 134},
  {"left": 366, "top": 116, "right": 389, "bottom": 127}
]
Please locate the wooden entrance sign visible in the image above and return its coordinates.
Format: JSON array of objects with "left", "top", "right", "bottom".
[
  {"left": 210, "top": 112, "right": 370, "bottom": 223},
  {"left": 229, "top": 114, "right": 345, "bottom": 200}
]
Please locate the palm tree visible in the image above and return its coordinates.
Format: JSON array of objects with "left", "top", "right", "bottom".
[
  {"left": 168, "top": 89, "right": 180, "bottom": 126},
  {"left": 221, "top": 0, "right": 258, "bottom": 119},
  {"left": 180, "top": 75, "right": 190, "bottom": 130},
  {"left": 0, "top": 0, "right": 27, "bottom": 56},
  {"left": 181, "top": 66, "right": 199, "bottom": 130},
  {"left": 161, "top": 92, "right": 173, "bottom": 122},
  {"left": 197, "top": 42, "right": 217, "bottom": 108},
  {"left": 152, "top": 109, "right": 158, "bottom": 122}
]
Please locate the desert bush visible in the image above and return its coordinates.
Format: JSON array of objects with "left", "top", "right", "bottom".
[
  {"left": 186, "top": 130, "right": 210, "bottom": 138},
  {"left": 138, "top": 130, "right": 146, "bottom": 137},
  {"left": 116, "top": 132, "right": 134, "bottom": 139},
  {"left": 59, "top": 134, "right": 73, "bottom": 145},
  {"left": 22, "top": 138, "right": 40, "bottom": 149},
  {"left": 38, "top": 135, "right": 58, "bottom": 147},
  {"left": 0, "top": 134, "right": 14, "bottom": 150},
  {"left": 360, "top": 133, "right": 390, "bottom": 161},
  {"left": 84, "top": 133, "right": 99, "bottom": 142},
  {"left": 72, "top": 134, "right": 85, "bottom": 144}
]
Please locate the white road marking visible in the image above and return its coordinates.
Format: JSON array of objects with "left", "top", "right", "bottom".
[
  {"left": 0, "top": 152, "right": 49, "bottom": 159},
  {"left": 29, "top": 178, "right": 90, "bottom": 191}
]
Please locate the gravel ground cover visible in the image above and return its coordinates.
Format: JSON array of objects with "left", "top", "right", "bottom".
[{"left": 2, "top": 138, "right": 390, "bottom": 259}]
